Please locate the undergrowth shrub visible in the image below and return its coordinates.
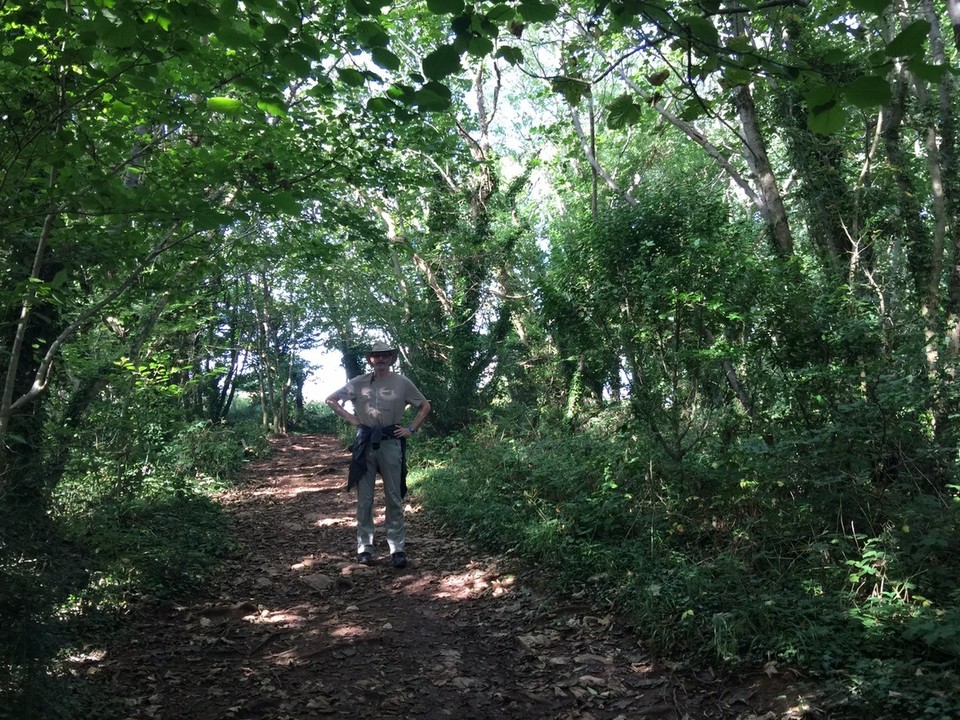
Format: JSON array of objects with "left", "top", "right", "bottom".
[
  {"left": 52, "top": 418, "right": 262, "bottom": 608},
  {"left": 415, "top": 405, "right": 960, "bottom": 719},
  {"left": 292, "top": 401, "right": 339, "bottom": 434}
]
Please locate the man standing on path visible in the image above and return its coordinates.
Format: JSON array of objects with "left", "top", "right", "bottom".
[{"left": 325, "top": 341, "right": 431, "bottom": 569}]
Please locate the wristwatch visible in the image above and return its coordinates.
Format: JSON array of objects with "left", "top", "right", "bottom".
[{"left": 407, "top": 425, "right": 416, "bottom": 434}]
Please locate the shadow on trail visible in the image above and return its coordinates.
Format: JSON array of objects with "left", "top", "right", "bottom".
[{"left": 64, "top": 434, "right": 810, "bottom": 720}]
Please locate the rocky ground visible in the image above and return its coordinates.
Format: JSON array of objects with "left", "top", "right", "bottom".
[{"left": 70, "top": 434, "right": 820, "bottom": 719}]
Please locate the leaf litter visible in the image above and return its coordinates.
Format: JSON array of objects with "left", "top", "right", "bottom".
[{"left": 68, "top": 434, "right": 818, "bottom": 719}]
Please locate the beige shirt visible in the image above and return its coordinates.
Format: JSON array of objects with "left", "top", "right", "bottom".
[{"left": 330, "top": 372, "right": 427, "bottom": 428}]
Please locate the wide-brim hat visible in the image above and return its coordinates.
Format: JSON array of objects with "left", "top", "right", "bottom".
[{"left": 367, "top": 341, "right": 398, "bottom": 355}]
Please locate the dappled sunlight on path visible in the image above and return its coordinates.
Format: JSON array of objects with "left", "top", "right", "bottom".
[{"left": 72, "top": 434, "right": 810, "bottom": 720}]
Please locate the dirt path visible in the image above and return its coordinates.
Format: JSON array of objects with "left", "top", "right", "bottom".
[{"left": 75, "top": 434, "right": 810, "bottom": 719}]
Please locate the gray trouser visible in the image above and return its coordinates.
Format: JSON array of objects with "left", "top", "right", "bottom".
[{"left": 355, "top": 439, "right": 405, "bottom": 555}]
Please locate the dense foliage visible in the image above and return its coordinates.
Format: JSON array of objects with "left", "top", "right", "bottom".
[{"left": 3, "top": 0, "right": 960, "bottom": 717}]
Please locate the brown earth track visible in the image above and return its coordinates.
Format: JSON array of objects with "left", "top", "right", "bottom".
[{"left": 71, "top": 434, "right": 816, "bottom": 720}]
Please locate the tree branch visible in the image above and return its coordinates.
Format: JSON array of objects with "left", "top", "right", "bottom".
[
  {"left": 569, "top": 105, "right": 638, "bottom": 205},
  {"left": 7, "top": 228, "right": 203, "bottom": 417}
]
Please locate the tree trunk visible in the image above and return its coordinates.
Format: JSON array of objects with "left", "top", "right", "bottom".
[{"left": 733, "top": 85, "right": 795, "bottom": 258}]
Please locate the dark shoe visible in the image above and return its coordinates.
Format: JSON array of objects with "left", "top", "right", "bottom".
[
  {"left": 391, "top": 552, "right": 407, "bottom": 569},
  {"left": 357, "top": 552, "right": 373, "bottom": 565}
]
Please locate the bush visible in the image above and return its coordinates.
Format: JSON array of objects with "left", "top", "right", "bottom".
[
  {"left": 292, "top": 402, "right": 340, "bottom": 434},
  {"left": 414, "top": 407, "right": 960, "bottom": 719}
]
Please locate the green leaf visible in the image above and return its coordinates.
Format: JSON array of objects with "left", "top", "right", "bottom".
[
  {"left": 720, "top": 67, "right": 752, "bottom": 88},
  {"left": 94, "top": 13, "right": 138, "bottom": 48},
  {"left": 427, "top": 0, "right": 465, "bottom": 13},
  {"left": 606, "top": 94, "right": 643, "bottom": 130},
  {"left": 272, "top": 191, "right": 302, "bottom": 215},
  {"left": 684, "top": 16, "right": 720, "bottom": 49},
  {"left": 371, "top": 46, "right": 401, "bottom": 71},
  {"left": 451, "top": 13, "right": 474, "bottom": 36},
  {"left": 194, "top": 208, "right": 234, "bottom": 230},
  {"left": 216, "top": 27, "right": 255, "bottom": 48},
  {"left": 486, "top": 4, "right": 516, "bottom": 23},
  {"left": 519, "top": 1, "right": 559, "bottom": 23},
  {"left": 807, "top": 99, "right": 847, "bottom": 134},
  {"left": 263, "top": 22, "right": 290, "bottom": 44},
  {"left": 422, "top": 44, "right": 462, "bottom": 81},
  {"left": 638, "top": 4, "right": 674, "bottom": 30},
  {"left": 551, "top": 76, "right": 591, "bottom": 106},
  {"left": 495, "top": 46, "right": 524, "bottom": 66},
  {"left": 413, "top": 81, "right": 453, "bottom": 111},
  {"left": 278, "top": 50, "right": 312, "bottom": 77},
  {"left": 885, "top": 20, "right": 930, "bottom": 58},
  {"left": 355, "top": 20, "right": 389, "bottom": 47},
  {"left": 468, "top": 35, "right": 495, "bottom": 57},
  {"left": 309, "top": 77, "right": 335, "bottom": 99},
  {"left": 366, "top": 96, "right": 396, "bottom": 112},
  {"left": 293, "top": 38, "right": 326, "bottom": 61},
  {"left": 843, "top": 75, "right": 891, "bottom": 108},
  {"left": 805, "top": 84, "right": 839, "bottom": 113},
  {"left": 257, "top": 99, "right": 288, "bottom": 117},
  {"left": 726, "top": 35, "right": 753, "bottom": 54},
  {"left": 207, "top": 96, "right": 244, "bottom": 114},
  {"left": 909, "top": 60, "right": 948, "bottom": 83},
  {"left": 821, "top": 48, "right": 847, "bottom": 64},
  {"left": 850, "top": 0, "right": 892, "bottom": 13},
  {"left": 338, "top": 67, "right": 367, "bottom": 87},
  {"left": 182, "top": 2, "right": 220, "bottom": 34},
  {"left": 478, "top": 17, "right": 499, "bottom": 37},
  {"left": 345, "top": 0, "right": 372, "bottom": 15},
  {"left": 49, "top": 269, "right": 69, "bottom": 290},
  {"left": 387, "top": 84, "right": 416, "bottom": 102}
]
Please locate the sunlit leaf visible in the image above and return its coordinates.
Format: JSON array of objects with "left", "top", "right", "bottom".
[
  {"left": 257, "top": 99, "right": 287, "bottom": 117},
  {"left": 206, "top": 96, "right": 243, "bottom": 113},
  {"left": 387, "top": 83, "right": 416, "bottom": 102}
]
